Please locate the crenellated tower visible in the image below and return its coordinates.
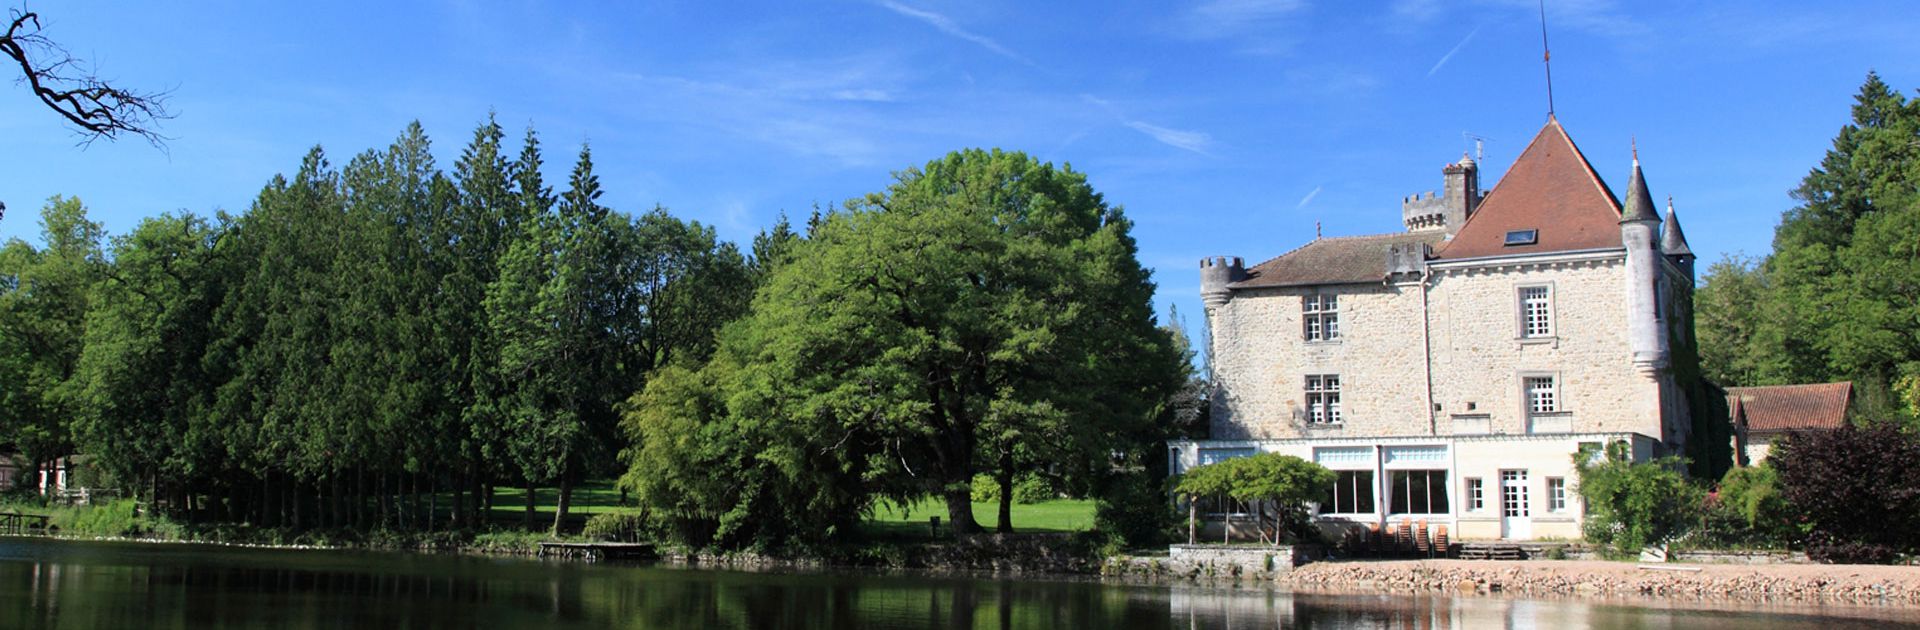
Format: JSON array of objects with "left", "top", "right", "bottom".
[{"left": 1402, "top": 154, "right": 1481, "bottom": 236}]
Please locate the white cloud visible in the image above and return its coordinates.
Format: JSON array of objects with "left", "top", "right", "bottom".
[
  {"left": 1174, "top": 0, "right": 1309, "bottom": 52},
  {"left": 1083, "top": 95, "right": 1215, "bottom": 156},
  {"left": 874, "top": 1, "right": 1033, "bottom": 64}
]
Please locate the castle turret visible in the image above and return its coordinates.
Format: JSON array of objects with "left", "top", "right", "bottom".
[
  {"left": 1402, "top": 154, "right": 1481, "bottom": 235},
  {"left": 1661, "top": 198, "right": 1695, "bottom": 281},
  {"left": 1200, "top": 256, "right": 1245, "bottom": 309},
  {"left": 1620, "top": 154, "right": 1669, "bottom": 376}
]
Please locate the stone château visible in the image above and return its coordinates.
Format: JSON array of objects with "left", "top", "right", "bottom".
[{"left": 1172, "top": 117, "right": 1721, "bottom": 541}]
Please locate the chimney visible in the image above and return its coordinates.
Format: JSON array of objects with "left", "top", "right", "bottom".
[{"left": 1442, "top": 154, "right": 1479, "bottom": 236}]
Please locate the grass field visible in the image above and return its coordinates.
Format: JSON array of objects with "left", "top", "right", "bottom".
[
  {"left": 485, "top": 480, "right": 637, "bottom": 527},
  {"left": 861, "top": 497, "right": 1096, "bottom": 539},
  {"left": 473, "top": 480, "right": 1099, "bottom": 540}
]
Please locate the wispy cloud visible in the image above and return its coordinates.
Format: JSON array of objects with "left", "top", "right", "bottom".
[
  {"left": 1083, "top": 95, "right": 1215, "bottom": 156},
  {"left": 1124, "top": 121, "right": 1213, "bottom": 155},
  {"left": 1296, "top": 186, "right": 1322, "bottom": 209},
  {"left": 1402, "top": 0, "right": 1644, "bottom": 39},
  {"left": 875, "top": 1, "right": 1032, "bottom": 64},
  {"left": 1426, "top": 26, "right": 1481, "bottom": 77},
  {"left": 1174, "top": 0, "right": 1309, "bottom": 53},
  {"left": 1181, "top": 0, "right": 1308, "bottom": 37}
]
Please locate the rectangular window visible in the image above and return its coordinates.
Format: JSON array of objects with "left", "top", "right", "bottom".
[
  {"left": 1388, "top": 470, "right": 1450, "bottom": 515},
  {"left": 1519, "top": 286, "right": 1553, "bottom": 338},
  {"left": 1525, "top": 376, "right": 1559, "bottom": 414},
  {"left": 1548, "top": 477, "right": 1568, "bottom": 512},
  {"left": 1466, "top": 478, "right": 1484, "bottom": 511},
  {"left": 1302, "top": 294, "right": 1340, "bottom": 341},
  {"left": 1321, "top": 470, "right": 1375, "bottom": 514},
  {"left": 1305, "top": 375, "right": 1342, "bottom": 424}
]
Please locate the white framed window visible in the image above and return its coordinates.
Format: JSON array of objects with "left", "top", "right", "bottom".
[
  {"left": 1518, "top": 285, "right": 1553, "bottom": 338},
  {"left": 1466, "top": 478, "right": 1484, "bottom": 511},
  {"left": 1302, "top": 294, "right": 1339, "bottom": 341},
  {"left": 1305, "top": 374, "right": 1341, "bottom": 424},
  {"left": 1525, "top": 375, "right": 1559, "bottom": 414},
  {"left": 1547, "top": 477, "right": 1568, "bottom": 512}
]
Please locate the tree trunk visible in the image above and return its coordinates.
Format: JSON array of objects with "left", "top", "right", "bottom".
[
  {"left": 942, "top": 486, "right": 979, "bottom": 536},
  {"left": 551, "top": 466, "right": 574, "bottom": 537},
  {"left": 450, "top": 475, "right": 464, "bottom": 530},
  {"left": 1188, "top": 496, "right": 1197, "bottom": 545},
  {"left": 994, "top": 449, "right": 1014, "bottom": 534},
  {"left": 1221, "top": 496, "right": 1229, "bottom": 544},
  {"left": 524, "top": 480, "right": 536, "bottom": 531}
]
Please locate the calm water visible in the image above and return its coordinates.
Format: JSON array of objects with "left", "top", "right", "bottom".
[{"left": 0, "top": 537, "right": 1911, "bottom": 629}]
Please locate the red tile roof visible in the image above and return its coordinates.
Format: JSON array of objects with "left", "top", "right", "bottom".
[
  {"left": 1727, "top": 382, "right": 1853, "bottom": 435},
  {"left": 1434, "top": 117, "right": 1626, "bottom": 260},
  {"left": 1230, "top": 231, "right": 1445, "bottom": 288}
]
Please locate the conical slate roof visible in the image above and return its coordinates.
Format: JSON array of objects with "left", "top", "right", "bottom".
[
  {"left": 1661, "top": 200, "right": 1693, "bottom": 256},
  {"left": 1620, "top": 155, "right": 1659, "bottom": 224},
  {"left": 1434, "top": 118, "right": 1625, "bottom": 260}
]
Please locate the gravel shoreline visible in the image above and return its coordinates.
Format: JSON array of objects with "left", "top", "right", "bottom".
[{"left": 1277, "top": 559, "right": 1920, "bottom": 606}]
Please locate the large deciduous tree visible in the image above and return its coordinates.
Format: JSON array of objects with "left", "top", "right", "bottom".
[
  {"left": 621, "top": 148, "right": 1182, "bottom": 544},
  {"left": 0, "top": 197, "right": 105, "bottom": 490}
]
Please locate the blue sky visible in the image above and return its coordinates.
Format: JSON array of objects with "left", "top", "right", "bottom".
[{"left": 4, "top": 1, "right": 1919, "bottom": 332}]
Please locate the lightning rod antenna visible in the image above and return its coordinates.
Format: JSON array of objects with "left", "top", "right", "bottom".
[{"left": 1539, "top": 0, "right": 1556, "bottom": 117}]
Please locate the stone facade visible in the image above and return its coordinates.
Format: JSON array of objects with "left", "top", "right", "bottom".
[{"left": 1209, "top": 281, "right": 1429, "bottom": 440}]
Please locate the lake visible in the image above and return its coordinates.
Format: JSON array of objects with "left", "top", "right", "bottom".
[{"left": 0, "top": 537, "right": 1908, "bottom": 629}]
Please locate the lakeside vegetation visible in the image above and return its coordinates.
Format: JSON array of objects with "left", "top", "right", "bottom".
[{"left": 0, "top": 126, "right": 1191, "bottom": 553}]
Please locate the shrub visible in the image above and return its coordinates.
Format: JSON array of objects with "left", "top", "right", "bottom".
[
  {"left": 1574, "top": 452, "right": 1704, "bottom": 555},
  {"left": 582, "top": 512, "right": 648, "bottom": 542},
  {"left": 972, "top": 473, "right": 1059, "bottom": 505},
  {"left": 1772, "top": 424, "right": 1920, "bottom": 563}
]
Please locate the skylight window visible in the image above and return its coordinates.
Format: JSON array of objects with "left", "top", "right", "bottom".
[{"left": 1504, "top": 229, "right": 1538, "bottom": 246}]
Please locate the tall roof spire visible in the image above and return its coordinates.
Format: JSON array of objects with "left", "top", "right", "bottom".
[
  {"left": 1662, "top": 197, "right": 1693, "bottom": 256},
  {"left": 1539, "top": 0, "right": 1555, "bottom": 117},
  {"left": 1621, "top": 149, "right": 1658, "bottom": 223}
]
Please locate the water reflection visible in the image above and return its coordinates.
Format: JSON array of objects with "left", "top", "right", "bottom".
[{"left": 0, "top": 538, "right": 1909, "bottom": 629}]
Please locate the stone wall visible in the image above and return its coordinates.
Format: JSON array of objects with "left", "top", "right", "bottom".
[
  {"left": 1105, "top": 545, "right": 1317, "bottom": 582},
  {"left": 1426, "top": 256, "right": 1661, "bottom": 438},
  {"left": 1208, "top": 281, "right": 1430, "bottom": 439}
]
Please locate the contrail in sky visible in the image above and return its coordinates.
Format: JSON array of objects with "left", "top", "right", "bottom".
[{"left": 1427, "top": 26, "right": 1481, "bottom": 77}]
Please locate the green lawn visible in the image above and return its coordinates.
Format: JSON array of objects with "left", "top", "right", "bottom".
[
  {"left": 862, "top": 498, "right": 1096, "bottom": 539},
  {"left": 486, "top": 479, "right": 637, "bottom": 525},
  {"left": 477, "top": 481, "right": 1096, "bottom": 539}
]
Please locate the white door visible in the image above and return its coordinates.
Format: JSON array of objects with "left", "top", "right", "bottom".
[{"left": 1500, "top": 469, "right": 1531, "bottom": 539}]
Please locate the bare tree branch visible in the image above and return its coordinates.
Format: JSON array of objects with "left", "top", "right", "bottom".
[{"left": 3, "top": 7, "right": 174, "bottom": 148}]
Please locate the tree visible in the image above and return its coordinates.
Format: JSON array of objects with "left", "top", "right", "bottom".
[
  {"left": 1573, "top": 445, "right": 1704, "bottom": 555},
  {"left": 3, "top": 7, "right": 172, "bottom": 145},
  {"left": 0, "top": 197, "right": 105, "bottom": 491},
  {"left": 1174, "top": 453, "right": 1333, "bottom": 545},
  {"left": 618, "top": 148, "right": 1181, "bottom": 544},
  {"left": 1772, "top": 424, "right": 1920, "bottom": 563},
  {"left": 71, "top": 212, "right": 221, "bottom": 513}
]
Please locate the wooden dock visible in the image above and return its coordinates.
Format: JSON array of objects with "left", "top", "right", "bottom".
[
  {"left": 0, "top": 512, "right": 51, "bottom": 536},
  {"left": 536, "top": 542, "right": 657, "bottom": 561}
]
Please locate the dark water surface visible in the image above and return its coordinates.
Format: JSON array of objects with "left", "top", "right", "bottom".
[{"left": 0, "top": 537, "right": 1911, "bottom": 629}]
